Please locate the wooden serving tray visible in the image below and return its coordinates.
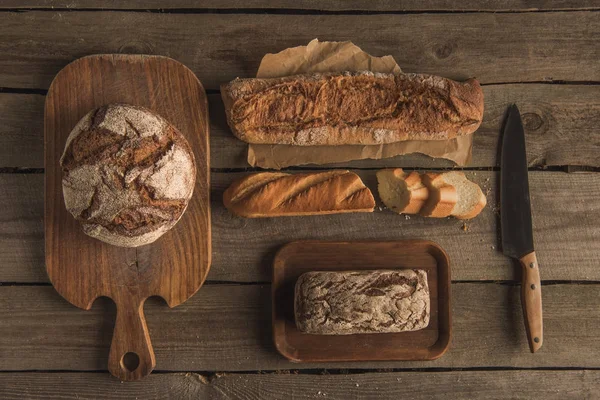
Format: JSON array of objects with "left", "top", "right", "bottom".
[
  {"left": 272, "top": 240, "right": 451, "bottom": 362},
  {"left": 44, "top": 54, "right": 210, "bottom": 381}
]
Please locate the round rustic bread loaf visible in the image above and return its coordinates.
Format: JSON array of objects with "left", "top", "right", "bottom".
[{"left": 60, "top": 104, "right": 196, "bottom": 247}]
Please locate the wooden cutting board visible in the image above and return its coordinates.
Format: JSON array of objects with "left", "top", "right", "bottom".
[
  {"left": 44, "top": 54, "right": 211, "bottom": 381},
  {"left": 273, "top": 240, "right": 451, "bottom": 362}
]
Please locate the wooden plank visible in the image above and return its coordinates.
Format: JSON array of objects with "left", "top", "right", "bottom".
[
  {"left": 0, "top": 283, "right": 599, "bottom": 370},
  {"left": 210, "top": 170, "right": 600, "bottom": 283},
  {"left": 0, "top": 12, "right": 598, "bottom": 90},
  {"left": 0, "top": 174, "right": 45, "bottom": 282},
  {"left": 0, "top": 93, "right": 45, "bottom": 169},
  {"left": 2, "top": 0, "right": 599, "bottom": 11},
  {"left": 0, "top": 370, "right": 598, "bottom": 400},
  {"left": 2, "top": 84, "right": 600, "bottom": 169},
  {"left": 1, "top": 170, "right": 599, "bottom": 283},
  {"left": 201, "top": 370, "right": 600, "bottom": 400}
]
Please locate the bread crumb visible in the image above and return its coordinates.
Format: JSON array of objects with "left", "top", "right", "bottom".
[
  {"left": 405, "top": 215, "right": 411, "bottom": 220},
  {"left": 491, "top": 245, "right": 495, "bottom": 250},
  {"left": 461, "top": 222, "right": 469, "bottom": 232},
  {"left": 356, "top": 383, "right": 360, "bottom": 387}
]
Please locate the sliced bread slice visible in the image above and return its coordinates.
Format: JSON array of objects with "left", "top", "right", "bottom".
[
  {"left": 419, "top": 173, "right": 458, "bottom": 218},
  {"left": 438, "top": 171, "right": 487, "bottom": 219},
  {"left": 376, "top": 169, "right": 429, "bottom": 214}
]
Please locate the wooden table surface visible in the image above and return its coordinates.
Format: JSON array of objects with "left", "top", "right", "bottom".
[{"left": 1, "top": 1, "right": 599, "bottom": 399}]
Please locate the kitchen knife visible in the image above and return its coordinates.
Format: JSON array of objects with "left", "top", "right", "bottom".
[{"left": 501, "top": 104, "right": 543, "bottom": 353}]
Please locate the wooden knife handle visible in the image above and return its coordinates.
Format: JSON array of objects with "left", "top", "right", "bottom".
[
  {"left": 519, "top": 251, "right": 543, "bottom": 353},
  {"left": 108, "top": 295, "right": 156, "bottom": 381}
]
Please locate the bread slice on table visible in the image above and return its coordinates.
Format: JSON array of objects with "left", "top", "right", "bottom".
[
  {"left": 376, "top": 168, "right": 429, "bottom": 214},
  {"left": 438, "top": 171, "right": 487, "bottom": 219},
  {"left": 420, "top": 173, "right": 458, "bottom": 218},
  {"left": 420, "top": 171, "right": 486, "bottom": 219},
  {"left": 223, "top": 170, "right": 375, "bottom": 218}
]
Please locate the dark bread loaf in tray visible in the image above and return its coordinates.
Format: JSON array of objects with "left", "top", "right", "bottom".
[
  {"left": 294, "top": 269, "right": 430, "bottom": 335},
  {"left": 221, "top": 71, "right": 484, "bottom": 146}
]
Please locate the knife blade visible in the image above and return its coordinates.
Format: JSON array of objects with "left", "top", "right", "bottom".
[{"left": 501, "top": 104, "right": 543, "bottom": 353}]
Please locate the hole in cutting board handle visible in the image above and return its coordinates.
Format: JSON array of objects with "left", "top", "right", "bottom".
[{"left": 121, "top": 352, "right": 140, "bottom": 372}]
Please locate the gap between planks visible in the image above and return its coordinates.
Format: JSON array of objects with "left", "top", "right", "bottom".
[
  {"left": 3, "top": 280, "right": 600, "bottom": 286},
  {"left": 2, "top": 366, "right": 600, "bottom": 375},
  {"left": 1, "top": 7, "right": 600, "bottom": 15},
  {"left": 3, "top": 80, "right": 600, "bottom": 96},
  {"left": 2, "top": 166, "right": 599, "bottom": 173}
]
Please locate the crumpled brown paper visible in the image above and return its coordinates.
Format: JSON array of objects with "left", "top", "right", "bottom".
[
  {"left": 247, "top": 39, "right": 473, "bottom": 169},
  {"left": 256, "top": 39, "right": 402, "bottom": 78}
]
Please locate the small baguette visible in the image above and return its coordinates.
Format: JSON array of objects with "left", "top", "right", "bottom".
[
  {"left": 376, "top": 168, "right": 428, "bottom": 214},
  {"left": 221, "top": 71, "right": 484, "bottom": 146},
  {"left": 223, "top": 170, "right": 375, "bottom": 217}
]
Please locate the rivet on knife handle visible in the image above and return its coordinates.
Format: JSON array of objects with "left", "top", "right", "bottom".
[{"left": 519, "top": 251, "right": 543, "bottom": 352}]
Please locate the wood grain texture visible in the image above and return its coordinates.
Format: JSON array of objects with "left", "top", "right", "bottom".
[
  {"left": 0, "top": 370, "right": 598, "bottom": 399},
  {"left": 44, "top": 54, "right": 211, "bottom": 380},
  {"left": 0, "top": 174, "right": 45, "bottom": 282},
  {"left": 0, "top": 12, "right": 599, "bottom": 90},
  {"left": 0, "top": 282, "right": 599, "bottom": 371},
  {"left": 0, "top": 93, "right": 45, "bottom": 169},
  {"left": 2, "top": 0, "right": 599, "bottom": 11},
  {"left": 273, "top": 241, "right": 450, "bottom": 362},
  {"left": 1, "top": 170, "right": 599, "bottom": 283},
  {"left": 3, "top": 83, "right": 600, "bottom": 169}
]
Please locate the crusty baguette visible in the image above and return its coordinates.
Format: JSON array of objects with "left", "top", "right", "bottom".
[
  {"left": 295, "top": 269, "right": 430, "bottom": 335},
  {"left": 223, "top": 170, "right": 375, "bottom": 217},
  {"left": 376, "top": 168, "right": 428, "bottom": 214},
  {"left": 221, "top": 71, "right": 484, "bottom": 146}
]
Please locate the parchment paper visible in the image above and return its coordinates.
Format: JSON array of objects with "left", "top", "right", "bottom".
[{"left": 247, "top": 39, "right": 473, "bottom": 169}]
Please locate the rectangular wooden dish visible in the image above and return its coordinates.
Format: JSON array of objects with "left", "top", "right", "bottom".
[{"left": 272, "top": 240, "right": 451, "bottom": 362}]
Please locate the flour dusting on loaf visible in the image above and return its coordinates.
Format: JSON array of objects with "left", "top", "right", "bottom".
[
  {"left": 60, "top": 104, "right": 196, "bottom": 247},
  {"left": 221, "top": 71, "right": 484, "bottom": 145},
  {"left": 295, "top": 269, "right": 430, "bottom": 335}
]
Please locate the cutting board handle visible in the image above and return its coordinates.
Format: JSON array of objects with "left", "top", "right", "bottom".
[{"left": 108, "top": 295, "right": 155, "bottom": 381}]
